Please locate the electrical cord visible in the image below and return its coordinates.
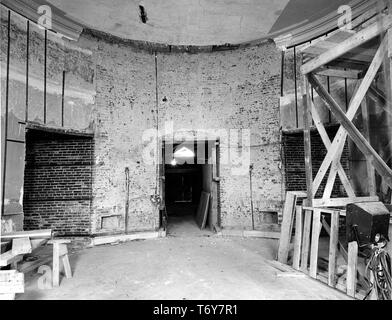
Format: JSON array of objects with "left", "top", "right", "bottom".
[{"left": 363, "top": 240, "right": 392, "bottom": 300}]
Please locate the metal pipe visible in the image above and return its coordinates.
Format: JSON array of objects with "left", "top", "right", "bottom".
[
  {"left": 25, "top": 20, "right": 29, "bottom": 123},
  {"left": 1, "top": 11, "right": 11, "bottom": 216},
  {"left": 44, "top": 29, "right": 47, "bottom": 124},
  {"left": 125, "top": 167, "right": 130, "bottom": 234},
  {"left": 61, "top": 70, "right": 65, "bottom": 126},
  {"left": 249, "top": 164, "right": 255, "bottom": 230}
]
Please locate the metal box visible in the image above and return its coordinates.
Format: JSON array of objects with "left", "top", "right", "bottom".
[{"left": 346, "top": 201, "right": 390, "bottom": 245}]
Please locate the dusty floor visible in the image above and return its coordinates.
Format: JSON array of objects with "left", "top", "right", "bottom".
[{"left": 18, "top": 215, "right": 350, "bottom": 300}]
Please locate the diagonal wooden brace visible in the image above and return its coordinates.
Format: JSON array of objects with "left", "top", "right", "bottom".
[
  {"left": 308, "top": 73, "right": 392, "bottom": 189},
  {"left": 310, "top": 103, "right": 355, "bottom": 198},
  {"left": 311, "top": 36, "right": 388, "bottom": 194}
]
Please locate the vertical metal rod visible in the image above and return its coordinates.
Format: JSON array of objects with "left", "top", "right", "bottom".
[
  {"left": 61, "top": 70, "right": 65, "bottom": 126},
  {"left": 44, "top": 29, "right": 47, "bottom": 124},
  {"left": 154, "top": 51, "right": 159, "bottom": 195},
  {"left": 249, "top": 164, "right": 254, "bottom": 230},
  {"left": 280, "top": 50, "right": 285, "bottom": 97},
  {"left": 2, "top": 11, "right": 11, "bottom": 215},
  {"left": 344, "top": 77, "right": 348, "bottom": 112},
  {"left": 25, "top": 20, "right": 29, "bottom": 123},
  {"left": 125, "top": 167, "right": 130, "bottom": 234},
  {"left": 294, "top": 47, "right": 298, "bottom": 128},
  {"left": 327, "top": 76, "right": 331, "bottom": 123}
]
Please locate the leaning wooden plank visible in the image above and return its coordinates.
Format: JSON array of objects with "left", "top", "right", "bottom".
[
  {"left": 292, "top": 206, "right": 303, "bottom": 270},
  {"left": 0, "top": 251, "right": 23, "bottom": 267},
  {"left": 0, "top": 271, "right": 24, "bottom": 294},
  {"left": 309, "top": 72, "right": 392, "bottom": 188},
  {"left": 300, "top": 209, "right": 312, "bottom": 273},
  {"left": 301, "top": 14, "right": 392, "bottom": 74},
  {"left": 309, "top": 209, "right": 321, "bottom": 278},
  {"left": 1, "top": 229, "right": 52, "bottom": 241},
  {"left": 12, "top": 237, "right": 32, "bottom": 255},
  {"left": 311, "top": 37, "right": 387, "bottom": 194},
  {"left": 277, "top": 192, "right": 297, "bottom": 264},
  {"left": 196, "top": 192, "right": 210, "bottom": 230},
  {"left": 312, "top": 196, "right": 379, "bottom": 207},
  {"left": 328, "top": 211, "right": 340, "bottom": 287},
  {"left": 347, "top": 241, "right": 358, "bottom": 297}
]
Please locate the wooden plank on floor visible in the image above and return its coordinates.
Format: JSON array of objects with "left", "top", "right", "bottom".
[{"left": 0, "top": 271, "right": 24, "bottom": 294}]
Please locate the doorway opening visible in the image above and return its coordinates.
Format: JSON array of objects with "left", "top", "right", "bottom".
[{"left": 162, "top": 140, "right": 219, "bottom": 236}]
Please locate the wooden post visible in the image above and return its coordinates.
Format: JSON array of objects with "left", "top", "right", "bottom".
[
  {"left": 48, "top": 239, "right": 72, "bottom": 287},
  {"left": 52, "top": 243, "right": 60, "bottom": 287},
  {"left": 292, "top": 206, "right": 303, "bottom": 270},
  {"left": 300, "top": 209, "right": 312, "bottom": 273},
  {"left": 361, "top": 97, "right": 376, "bottom": 196},
  {"left": 328, "top": 211, "right": 340, "bottom": 287},
  {"left": 309, "top": 208, "right": 321, "bottom": 278},
  {"left": 302, "top": 75, "right": 313, "bottom": 205},
  {"left": 347, "top": 241, "right": 358, "bottom": 297}
]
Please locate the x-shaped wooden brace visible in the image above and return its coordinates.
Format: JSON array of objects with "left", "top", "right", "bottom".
[
  {"left": 308, "top": 37, "right": 388, "bottom": 195},
  {"left": 309, "top": 35, "right": 392, "bottom": 193}
]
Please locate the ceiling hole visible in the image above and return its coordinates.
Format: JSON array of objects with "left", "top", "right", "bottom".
[{"left": 139, "top": 5, "right": 148, "bottom": 24}]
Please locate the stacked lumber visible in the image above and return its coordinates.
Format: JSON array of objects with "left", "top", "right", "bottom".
[{"left": 0, "top": 270, "right": 24, "bottom": 300}]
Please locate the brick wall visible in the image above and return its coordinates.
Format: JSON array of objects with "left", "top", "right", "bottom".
[
  {"left": 282, "top": 125, "right": 350, "bottom": 198},
  {"left": 23, "top": 130, "right": 93, "bottom": 236}
]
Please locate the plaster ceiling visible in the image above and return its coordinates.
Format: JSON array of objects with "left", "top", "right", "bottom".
[{"left": 38, "top": 0, "right": 349, "bottom": 45}]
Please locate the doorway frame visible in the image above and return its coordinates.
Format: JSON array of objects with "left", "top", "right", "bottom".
[{"left": 159, "top": 138, "right": 221, "bottom": 231}]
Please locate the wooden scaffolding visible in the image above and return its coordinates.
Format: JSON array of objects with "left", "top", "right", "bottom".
[{"left": 278, "top": 9, "right": 392, "bottom": 298}]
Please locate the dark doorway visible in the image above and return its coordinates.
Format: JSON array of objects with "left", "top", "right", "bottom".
[{"left": 162, "top": 140, "right": 218, "bottom": 235}]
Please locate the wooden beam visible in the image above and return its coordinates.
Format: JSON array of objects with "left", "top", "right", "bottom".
[
  {"left": 0, "top": 251, "right": 23, "bottom": 267},
  {"left": 0, "top": 270, "right": 24, "bottom": 295},
  {"left": 300, "top": 209, "right": 312, "bottom": 273},
  {"left": 312, "top": 196, "right": 379, "bottom": 207},
  {"left": 302, "top": 67, "right": 313, "bottom": 206},
  {"left": 309, "top": 208, "right": 321, "bottom": 278},
  {"left": 301, "top": 14, "right": 392, "bottom": 74},
  {"left": 292, "top": 206, "right": 303, "bottom": 270},
  {"left": 328, "top": 211, "right": 339, "bottom": 287},
  {"left": 347, "top": 241, "right": 358, "bottom": 297},
  {"left": 368, "top": 85, "right": 392, "bottom": 117},
  {"left": 361, "top": 98, "right": 377, "bottom": 196},
  {"left": 309, "top": 72, "right": 392, "bottom": 189},
  {"left": 314, "top": 67, "right": 363, "bottom": 79},
  {"left": 1, "top": 229, "right": 52, "bottom": 240},
  {"left": 311, "top": 37, "right": 387, "bottom": 194}
]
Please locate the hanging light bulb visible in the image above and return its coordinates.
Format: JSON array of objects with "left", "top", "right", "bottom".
[{"left": 171, "top": 158, "right": 177, "bottom": 166}]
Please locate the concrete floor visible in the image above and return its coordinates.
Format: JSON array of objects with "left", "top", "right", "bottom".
[{"left": 18, "top": 217, "right": 351, "bottom": 300}]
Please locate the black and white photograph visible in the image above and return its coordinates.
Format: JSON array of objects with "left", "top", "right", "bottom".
[{"left": 0, "top": 0, "right": 391, "bottom": 308}]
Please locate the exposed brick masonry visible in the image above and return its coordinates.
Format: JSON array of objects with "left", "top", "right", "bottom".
[{"left": 23, "top": 130, "right": 93, "bottom": 235}]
